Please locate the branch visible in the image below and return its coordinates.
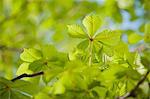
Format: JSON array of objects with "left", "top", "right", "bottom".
[
  {"left": 11, "top": 71, "right": 44, "bottom": 82},
  {"left": 0, "top": 45, "right": 22, "bottom": 52},
  {"left": 118, "top": 71, "right": 150, "bottom": 99}
]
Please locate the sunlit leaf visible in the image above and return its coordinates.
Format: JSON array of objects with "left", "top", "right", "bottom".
[
  {"left": 20, "top": 48, "right": 42, "bottom": 62},
  {"left": 16, "top": 63, "right": 32, "bottom": 75},
  {"left": 95, "top": 30, "right": 121, "bottom": 46},
  {"left": 41, "top": 45, "right": 57, "bottom": 60},
  {"left": 43, "top": 67, "right": 63, "bottom": 83},
  {"left": 82, "top": 14, "right": 102, "bottom": 37},
  {"left": 67, "top": 24, "right": 87, "bottom": 38},
  {"left": 51, "top": 81, "right": 65, "bottom": 95}
]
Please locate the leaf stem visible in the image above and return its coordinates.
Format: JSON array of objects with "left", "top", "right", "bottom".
[
  {"left": 89, "top": 38, "right": 93, "bottom": 66},
  {"left": 11, "top": 71, "right": 44, "bottom": 82}
]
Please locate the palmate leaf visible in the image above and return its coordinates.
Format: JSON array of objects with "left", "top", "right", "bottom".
[
  {"left": 0, "top": 77, "right": 39, "bottom": 99},
  {"left": 19, "top": 45, "right": 67, "bottom": 74},
  {"left": 82, "top": 14, "right": 102, "bottom": 37},
  {"left": 48, "top": 61, "right": 88, "bottom": 95},
  {"left": 95, "top": 30, "right": 121, "bottom": 46},
  {"left": 67, "top": 24, "right": 87, "bottom": 38},
  {"left": 29, "top": 54, "right": 67, "bottom": 73},
  {"left": 20, "top": 48, "right": 42, "bottom": 62},
  {"left": 18, "top": 48, "right": 43, "bottom": 77},
  {"left": 67, "top": 14, "right": 102, "bottom": 38}
]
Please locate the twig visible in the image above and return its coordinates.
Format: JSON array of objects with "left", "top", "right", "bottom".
[
  {"left": 118, "top": 71, "right": 150, "bottom": 99},
  {"left": 0, "top": 45, "right": 21, "bottom": 52},
  {"left": 0, "top": 45, "right": 22, "bottom": 52},
  {"left": 11, "top": 71, "right": 44, "bottom": 82}
]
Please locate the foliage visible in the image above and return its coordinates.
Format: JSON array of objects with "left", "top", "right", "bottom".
[{"left": 0, "top": 0, "right": 150, "bottom": 99}]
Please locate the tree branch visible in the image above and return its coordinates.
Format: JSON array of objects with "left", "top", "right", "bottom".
[
  {"left": 11, "top": 71, "right": 44, "bottom": 82},
  {"left": 118, "top": 71, "right": 150, "bottom": 99},
  {"left": 0, "top": 45, "right": 22, "bottom": 52}
]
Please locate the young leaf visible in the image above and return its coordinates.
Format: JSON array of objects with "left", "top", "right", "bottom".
[
  {"left": 29, "top": 60, "right": 45, "bottom": 72},
  {"left": 41, "top": 45, "right": 57, "bottom": 60},
  {"left": 16, "top": 62, "right": 32, "bottom": 75},
  {"left": 112, "top": 42, "right": 130, "bottom": 61},
  {"left": 20, "top": 48, "right": 42, "bottom": 62},
  {"left": 51, "top": 81, "right": 65, "bottom": 95},
  {"left": 67, "top": 24, "right": 87, "bottom": 38},
  {"left": 43, "top": 67, "right": 63, "bottom": 83},
  {"left": 77, "top": 39, "right": 89, "bottom": 50},
  {"left": 82, "top": 14, "right": 102, "bottom": 37},
  {"left": 95, "top": 30, "right": 121, "bottom": 46}
]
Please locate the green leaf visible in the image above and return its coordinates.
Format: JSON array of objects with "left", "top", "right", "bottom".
[
  {"left": 68, "top": 48, "right": 88, "bottom": 61},
  {"left": 60, "top": 72, "right": 87, "bottom": 90},
  {"left": 20, "top": 48, "right": 42, "bottom": 62},
  {"left": 128, "top": 33, "right": 143, "bottom": 44},
  {"left": 141, "top": 57, "right": 150, "bottom": 70},
  {"left": 51, "top": 81, "right": 65, "bottom": 95},
  {"left": 11, "top": 80, "right": 39, "bottom": 95},
  {"left": 29, "top": 60, "right": 45, "bottom": 72},
  {"left": 34, "top": 92, "right": 50, "bottom": 99},
  {"left": 67, "top": 24, "right": 87, "bottom": 38},
  {"left": 77, "top": 39, "right": 89, "bottom": 50},
  {"left": 113, "top": 42, "right": 129, "bottom": 60},
  {"left": 91, "top": 86, "right": 107, "bottom": 98},
  {"left": 41, "top": 45, "right": 57, "bottom": 60},
  {"left": 115, "top": 68, "right": 141, "bottom": 80},
  {"left": 16, "top": 62, "right": 32, "bottom": 75},
  {"left": 43, "top": 67, "right": 63, "bottom": 83},
  {"left": 82, "top": 14, "right": 102, "bottom": 37},
  {"left": 101, "top": 64, "right": 125, "bottom": 82},
  {"left": 0, "top": 77, "right": 39, "bottom": 99},
  {"left": 95, "top": 30, "right": 121, "bottom": 46}
]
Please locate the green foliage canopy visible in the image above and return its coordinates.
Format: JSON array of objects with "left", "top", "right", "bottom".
[{"left": 0, "top": 0, "right": 150, "bottom": 99}]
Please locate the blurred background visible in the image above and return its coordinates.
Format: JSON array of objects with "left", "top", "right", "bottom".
[{"left": 0, "top": 0, "right": 149, "bottom": 79}]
